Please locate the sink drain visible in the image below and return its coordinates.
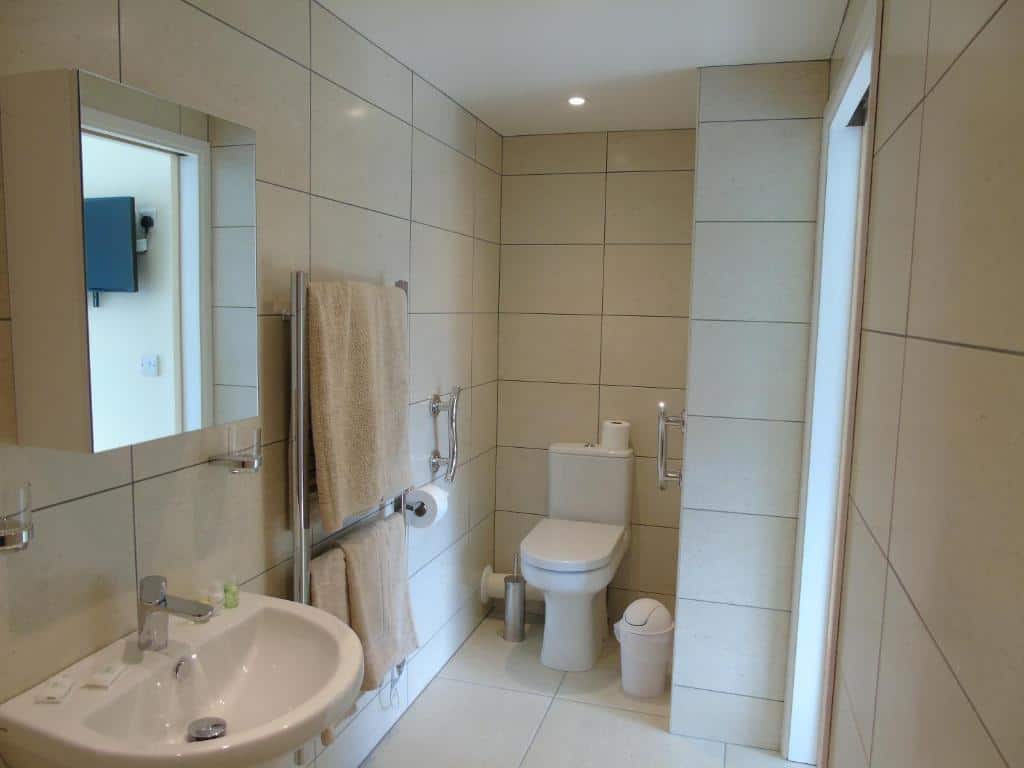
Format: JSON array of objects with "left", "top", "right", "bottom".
[{"left": 187, "top": 717, "right": 227, "bottom": 742}]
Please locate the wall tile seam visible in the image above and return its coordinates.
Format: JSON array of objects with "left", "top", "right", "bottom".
[
  {"left": 880, "top": 560, "right": 1012, "bottom": 767},
  {"left": 497, "top": 509, "right": 682, "bottom": 532},
  {"left": 407, "top": 510, "right": 495, "bottom": 580},
  {"left": 677, "top": 596, "right": 794, "bottom": 616},
  {"left": 689, "top": 318, "right": 809, "bottom": 326},
  {"left": 502, "top": 169, "right": 695, "bottom": 177},
  {"left": 497, "top": 312, "right": 691, "bottom": 320},
  {"left": 699, "top": 59, "right": 831, "bottom": 72},
  {"left": 836, "top": 676, "right": 874, "bottom": 765},
  {"left": 694, "top": 220, "right": 815, "bottom": 225},
  {"left": 255, "top": 180, "right": 499, "bottom": 235},
  {"left": 128, "top": 437, "right": 288, "bottom": 484},
  {"left": 699, "top": 116, "right": 825, "bottom": 125},
  {"left": 671, "top": 683, "right": 786, "bottom": 705},
  {"left": 502, "top": 127, "right": 698, "bottom": 139},
  {"left": 408, "top": 381, "right": 495, "bottom": 409},
  {"left": 500, "top": 242, "right": 693, "bottom": 247},
  {"left": 618, "top": 588, "right": 680, "bottom": 599},
  {"left": 497, "top": 380, "right": 686, "bottom": 391},
  {"left": 873, "top": 0, "right": 1011, "bottom": 157},
  {"left": 177, "top": 0, "right": 502, "bottom": 156},
  {"left": 19, "top": 481, "right": 135, "bottom": 517},
  {"left": 682, "top": 506, "right": 800, "bottom": 522},
  {"left": 309, "top": 0, "right": 503, "bottom": 139},
  {"left": 685, "top": 414, "right": 804, "bottom": 424}
]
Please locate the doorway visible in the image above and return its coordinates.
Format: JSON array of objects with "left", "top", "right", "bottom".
[{"left": 783, "top": 9, "right": 878, "bottom": 765}]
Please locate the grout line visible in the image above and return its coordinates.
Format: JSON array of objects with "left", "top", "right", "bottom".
[
  {"left": 498, "top": 380, "right": 684, "bottom": 391},
  {"left": 686, "top": 413, "right": 805, "bottom": 424},
  {"left": 884, "top": 563, "right": 1012, "bottom": 768},
  {"left": 502, "top": 241, "right": 692, "bottom": 247},
  {"left": 503, "top": 169, "right": 694, "bottom": 177},
  {"left": 517, "top": 677, "right": 563, "bottom": 767},
  {"left": 861, "top": 328, "right": 1024, "bottom": 359},
  {"left": 502, "top": 126, "right": 697, "bottom": 139},
  {"left": 874, "top": 0, "right": 1010, "bottom": 156},
  {"left": 689, "top": 317, "right": 810, "bottom": 326},
  {"left": 128, "top": 447, "right": 139, "bottom": 595},
  {"left": 175, "top": 0, "right": 499, "bottom": 165},
  {"left": 699, "top": 116, "right": 824, "bottom": 125},
  {"left": 116, "top": 0, "right": 123, "bottom": 81},
  {"left": 28, "top": 482, "right": 135, "bottom": 515},
  {"left": 309, "top": 0, "right": 503, "bottom": 139},
  {"left": 683, "top": 505, "right": 800, "bottom": 522},
  {"left": 499, "top": 311, "right": 690, "bottom": 319},
  {"left": 130, "top": 438, "right": 288, "bottom": 484},
  {"left": 830, "top": 0, "right": 853, "bottom": 60},
  {"left": 694, "top": 219, "right": 816, "bottom": 225},
  {"left": 676, "top": 596, "right": 792, "bottom": 615},
  {"left": 673, "top": 684, "right": 784, "bottom": 704}
]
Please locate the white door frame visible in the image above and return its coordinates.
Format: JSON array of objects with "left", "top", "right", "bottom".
[{"left": 781, "top": 2, "right": 882, "bottom": 763}]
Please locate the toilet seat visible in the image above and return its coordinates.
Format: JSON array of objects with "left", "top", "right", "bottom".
[{"left": 520, "top": 519, "right": 625, "bottom": 573}]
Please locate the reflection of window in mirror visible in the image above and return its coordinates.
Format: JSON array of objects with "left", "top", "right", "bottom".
[
  {"left": 81, "top": 132, "right": 185, "bottom": 450},
  {"left": 77, "top": 78, "right": 257, "bottom": 452}
]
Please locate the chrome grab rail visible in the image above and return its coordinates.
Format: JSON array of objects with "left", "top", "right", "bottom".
[
  {"left": 657, "top": 402, "right": 685, "bottom": 490},
  {"left": 430, "top": 386, "right": 461, "bottom": 482}
]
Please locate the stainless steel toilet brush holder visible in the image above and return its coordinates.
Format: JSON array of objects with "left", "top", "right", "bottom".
[{"left": 503, "top": 554, "right": 526, "bottom": 643}]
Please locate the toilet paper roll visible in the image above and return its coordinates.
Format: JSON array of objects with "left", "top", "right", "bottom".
[
  {"left": 405, "top": 483, "right": 448, "bottom": 529},
  {"left": 600, "top": 419, "right": 631, "bottom": 451}
]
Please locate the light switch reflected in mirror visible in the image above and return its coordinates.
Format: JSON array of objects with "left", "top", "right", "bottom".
[{"left": 77, "top": 73, "right": 258, "bottom": 452}]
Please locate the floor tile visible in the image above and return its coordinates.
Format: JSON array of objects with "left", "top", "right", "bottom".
[
  {"left": 364, "top": 677, "right": 550, "bottom": 768},
  {"left": 521, "top": 699, "right": 724, "bottom": 768},
  {"left": 441, "top": 617, "right": 565, "bottom": 696},
  {"left": 557, "top": 638, "right": 670, "bottom": 717},
  {"left": 725, "top": 744, "right": 804, "bottom": 767}
]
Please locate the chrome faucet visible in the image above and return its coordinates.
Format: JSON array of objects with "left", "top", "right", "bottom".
[{"left": 137, "top": 575, "right": 214, "bottom": 651}]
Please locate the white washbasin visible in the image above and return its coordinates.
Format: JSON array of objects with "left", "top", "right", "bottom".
[{"left": 0, "top": 594, "right": 363, "bottom": 768}]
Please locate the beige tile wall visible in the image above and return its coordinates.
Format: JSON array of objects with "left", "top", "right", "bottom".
[
  {"left": 670, "top": 61, "right": 826, "bottom": 750},
  {"left": 496, "top": 129, "right": 695, "bottom": 618},
  {"left": 832, "top": 2, "right": 1024, "bottom": 767},
  {"left": 0, "top": 4, "right": 500, "bottom": 765}
]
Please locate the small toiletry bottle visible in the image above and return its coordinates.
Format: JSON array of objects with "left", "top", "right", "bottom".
[
  {"left": 223, "top": 576, "right": 240, "bottom": 609},
  {"left": 207, "top": 581, "right": 225, "bottom": 615}
]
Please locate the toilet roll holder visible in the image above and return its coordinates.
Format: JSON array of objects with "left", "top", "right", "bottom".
[{"left": 656, "top": 402, "right": 686, "bottom": 490}]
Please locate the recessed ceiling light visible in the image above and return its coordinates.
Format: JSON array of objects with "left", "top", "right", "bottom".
[{"left": 568, "top": 96, "right": 586, "bottom": 107}]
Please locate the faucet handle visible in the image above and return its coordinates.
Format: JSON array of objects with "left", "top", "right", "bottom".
[{"left": 140, "top": 575, "right": 167, "bottom": 606}]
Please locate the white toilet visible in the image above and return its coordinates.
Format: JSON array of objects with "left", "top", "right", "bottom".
[{"left": 519, "top": 441, "right": 633, "bottom": 671}]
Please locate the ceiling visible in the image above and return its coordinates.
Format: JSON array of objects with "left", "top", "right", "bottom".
[{"left": 321, "top": 0, "right": 850, "bottom": 136}]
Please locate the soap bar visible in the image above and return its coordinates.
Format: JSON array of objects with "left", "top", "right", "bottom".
[
  {"left": 35, "top": 673, "right": 75, "bottom": 703},
  {"left": 86, "top": 662, "right": 127, "bottom": 689}
]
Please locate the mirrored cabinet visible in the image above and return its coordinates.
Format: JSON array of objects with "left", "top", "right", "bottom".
[{"left": 0, "top": 70, "right": 259, "bottom": 453}]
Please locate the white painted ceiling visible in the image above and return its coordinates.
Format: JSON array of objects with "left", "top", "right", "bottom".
[{"left": 322, "top": 0, "right": 849, "bottom": 135}]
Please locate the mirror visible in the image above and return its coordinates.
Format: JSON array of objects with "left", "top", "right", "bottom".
[{"left": 0, "top": 71, "right": 258, "bottom": 453}]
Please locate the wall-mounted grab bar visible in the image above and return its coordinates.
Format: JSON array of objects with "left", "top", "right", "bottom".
[
  {"left": 430, "top": 387, "right": 461, "bottom": 482},
  {"left": 657, "top": 402, "right": 685, "bottom": 490}
]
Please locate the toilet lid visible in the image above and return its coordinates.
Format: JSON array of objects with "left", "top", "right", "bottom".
[{"left": 520, "top": 519, "right": 625, "bottom": 573}]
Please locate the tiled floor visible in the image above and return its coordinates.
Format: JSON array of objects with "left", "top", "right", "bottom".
[{"left": 364, "top": 617, "right": 804, "bottom": 767}]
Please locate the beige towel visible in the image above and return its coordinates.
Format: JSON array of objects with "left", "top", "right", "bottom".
[
  {"left": 310, "top": 544, "right": 349, "bottom": 625},
  {"left": 341, "top": 513, "right": 418, "bottom": 691},
  {"left": 308, "top": 280, "right": 412, "bottom": 533}
]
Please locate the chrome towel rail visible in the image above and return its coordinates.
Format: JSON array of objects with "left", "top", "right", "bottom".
[
  {"left": 656, "top": 402, "right": 685, "bottom": 490},
  {"left": 289, "top": 271, "right": 424, "bottom": 604}
]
